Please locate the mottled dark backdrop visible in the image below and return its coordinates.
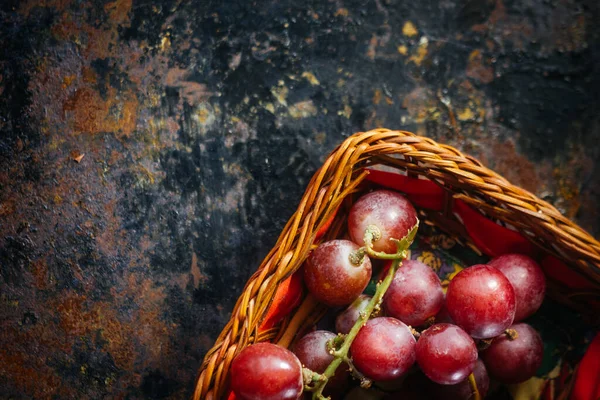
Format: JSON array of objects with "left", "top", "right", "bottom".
[{"left": 0, "top": 0, "right": 598, "bottom": 398}]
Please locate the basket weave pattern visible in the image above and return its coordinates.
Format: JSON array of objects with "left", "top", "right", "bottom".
[{"left": 194, "top": 129, "right": 600, "bottom": 400}]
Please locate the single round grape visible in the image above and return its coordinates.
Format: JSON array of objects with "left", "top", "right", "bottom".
[
  {"left": 348, "top": 190, "right": 418, "bottom": 254},
  {"left": 488, "top": 254, "right": 546, "bottom": 322},
  {"left": 336, "top": 294, "right": 371, "bottom": 334},
  {"left": 350, "top": 317, "right": 416, "bottom": 381},
  {"left": 446, "top": 265, "right": 516, "bottom": 339},
  {"left": 428, "top": 359, "right": 490, "bottom": 400},
  {"left": 304, "top": 240, "right": 372, "bottom": 306},
  {"left": 481, "top": 323, "right": 543, "bottom": 384},
  {"left": 293, "top": 330, "right": 349, "bottom": 396},
  {"left": 231, "top": 342, "right": 303, "bottom": 400},
  {"left": 416, "top": 323, "right": 478, "bottom": 385},
  {"left": 383, "top": 260, "right": 444, "bottom": 327}
]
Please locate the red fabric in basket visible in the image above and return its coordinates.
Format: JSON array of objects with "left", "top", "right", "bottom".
[
  {"left": 453, "top": 199, "right": 540, "bottom": 258},
  {"left": 315, "top": 204, "right": 340, "bottom": 241},
  {"left": 540, "top": 255, "right": 598, "bottom": 290},
  {"left": 258, "top": 269, "right": 304, "bottom": 331},
  {"left": 571, "top": 333, "right": 600, "bottom": 400},
  {"left": 367, "top": 170, "right": 444, "bottom": 210}
]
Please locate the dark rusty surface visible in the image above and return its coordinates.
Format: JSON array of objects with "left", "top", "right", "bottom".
[{"left": 0, "top": 0, "right": 599, "bottom": 398}]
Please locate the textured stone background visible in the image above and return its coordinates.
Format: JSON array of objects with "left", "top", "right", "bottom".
[{"left": 0, "top": 0, "right": 599, "bottom": 398}]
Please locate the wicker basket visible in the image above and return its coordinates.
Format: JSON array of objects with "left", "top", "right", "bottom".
[{"left": 194, "top": 129, "right": 600, "bottom": 400}]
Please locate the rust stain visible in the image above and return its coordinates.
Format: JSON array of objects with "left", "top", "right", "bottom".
[
  {"left": 62, "top": 74, "right": 76, "bottom": 89},
  {"left": 70, "top": 150, "right": 85, "bottom": 163},
  {"left": 271, "top": 85, "right": 288, "bottom": 106},
  {"left": 288, "top": 100, "right": 318, "bottom": 119},
  {"left": 165, "top": 68, "right": 213, "bottom": 105},
  {"left": 335, "top": 8, "right": 349, "bottom": 17},
  {"left": 366, "top": 35, "right": 378, "bottom": 60},
  {"left": 477, "top": 137, "right": 544, "bottom": 194},
  {"left": 18, "top": 0, "right": 71, "bottom": 16},
  {"left": 301, "top": 71, "right": 320, "bottom": 86},
  {"left": 81, "top": 66, "right": 97, "bottom": 83},
  {"left": 373, "top": 89, "right": 382, "bottom": 105},
  {"left": 96, "top": 198, "right": 127, "bottom": 258},
  {"left": 30, "top": 259, "right": 49, "bottom": 290},
  {"left": 552, "top": 13, "right": 587, "bottom": 53},
  {"left": 165, "top": 68, "right": 189, "bottom": 86},
  {"left": 63, "top": 87, "right": 138, "bottom": 137},
  {"left": 0, "top": 341, "right": 68, "bottom": 398},
  {"left": 52, "top": 292, "right": 96, "bottom": 340},
  {"left": 104, "top": 0, "right": 133, "bottom": 25},
  {"left": 471, "top": 0, "right": 533, "bottom": 51},
  {"left": 554, "top": 168, "right": 581, "bottom": 219},
  {"left": 93, "top": 303, "right": 137, "bottom": 371},
  {"left": 466, "top": 49, "right": 494, "bottom": 84},
  {"left": 50, "top": 18, "right": 80, "bottom": 42},
  {"left": 402, "top": 87, "right": 439, "bottom": 123},
  {"left": 402, "top": 21, "right": 418, "bottom": 37},
  {"left": 408, "top": 37, "right": 429, "bottom": 66},
  {"left": 188, "top": 253, "right": 211, "bottom": 290},
  {"left": 457, "top": 107, "right": 475, "bottom": 121},
  {"left": 0, "top": 197, "right": 16, "bottom": 217},
  {"left": 44, "top": 0, "right": 133, "bottom": 60}
]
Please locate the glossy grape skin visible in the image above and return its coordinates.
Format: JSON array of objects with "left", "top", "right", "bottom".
[
  {"left": 481, "top": 323, "right": 543, "bottom": 384},
  {"left": 488, "top": 254, "right": 546, "bottom": 322},
  {"left": 231, "top": 343, "right": 303, "bottom": 400},
  {"left": 416, "top": 323, "right": 478, "bottom": 385},
  {"left": 293, "top": 331, "right": 349, "bottom": 396},
  {"left": 383, "top": 260, "right": 444, "bottom": 327},
  {"left": 348, "top": 190, "right": 418, "bottom": 254},
  {"left": 335, "top": 295, "right": 371, "bottom": 334},
  {"left": 428, "top": 359, "right": 490, "bottom": 400},
  {"left": 446, "top": 265, "right": 516, "bottom": 339},
  {"left": 304, "top": 240, "right": 372, "bottom": 306},
  {"left": 350, "top": 317, "right": 416, "bottom": 381}
]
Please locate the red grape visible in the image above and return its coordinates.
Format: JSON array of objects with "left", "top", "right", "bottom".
[
  {"left": 304, "top": 240, "right": 372, "bottom": 306},
  {"left": 231, "top": 342, "right": 303, "bottom": 400},
  {"left": 481, "top": 323, "right": 543, "bottom": 384},
  {"left": 350, "top": 317, "right": 416, "bottom": 381},
  {"left": 348, "top": 190, "right": 418, "bottom": 254},
  {"left": 293, "top": 331, "right": 349, "bottom": 396},
  {"left": 428, "top": 359, "right": 490, "bottom": 399},
  {"left": 446, "top": 265, "right": 516, "bottom": 338},
  {"left": 488, "top": 254, "right": 546, "bottom": 322},
  {"left": 416, "top": 323, "right": 478, "bottom": 385},
  {"left": 383, "top": 260, "right": 444, "bottom": 327},
  {"left": 335, "top": 294, "right": 371, "bottom": 334}
]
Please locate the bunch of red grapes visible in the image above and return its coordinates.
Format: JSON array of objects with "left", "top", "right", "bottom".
[{"left": 230, "top": 190, "right": 546, "bottom": 400}]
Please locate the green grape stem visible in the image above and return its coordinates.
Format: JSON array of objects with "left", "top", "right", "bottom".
[
  {"left": 467, "top": 372, "right": 481, "bottom": 400},
  {"left": 306, "top": 222, "right": 419, "bottom": 400}
]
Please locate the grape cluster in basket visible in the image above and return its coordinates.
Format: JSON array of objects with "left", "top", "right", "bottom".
[{"left": 230, "top": 190, "right": 546, "bottom": 400}]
